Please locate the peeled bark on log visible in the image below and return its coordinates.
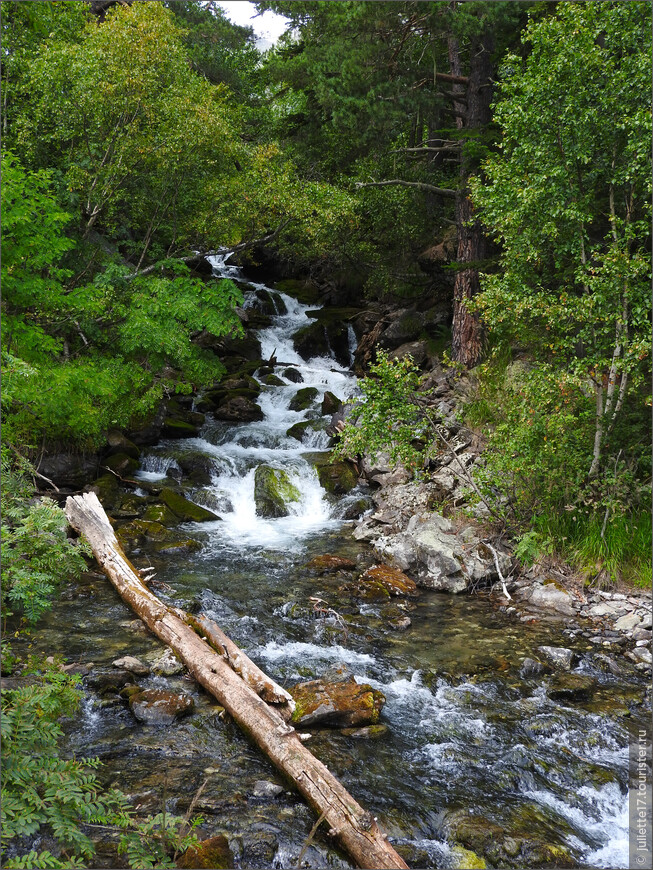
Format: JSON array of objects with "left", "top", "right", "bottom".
[{"left": 65, "top": 493, "right": 408, "bottom": 870}]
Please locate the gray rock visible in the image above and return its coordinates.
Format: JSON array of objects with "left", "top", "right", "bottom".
[
  {"left": 130, "top": 689, "right": 194, "bottom": 725},
  {"left": 252, "top": 780, "right": 284, "bottom": 799},
  {"left": 112, "top": 656, "right": 150, "bottom": 676},
  {"left": 151, "top": 649, "right": 184, "bottom": 676},
  {"left": 614, "top": 612, "right": 642, "bottom": 632},
  {"left": 519, "top": 657, "right": 548, "bottom": 678},
  {"left": 632, "top": 647, "right": 652, "bottom": 665},
  {"left": 526, "top": 583, "right": 576, "bottom": 616},
  {"left": 536, "top": 646, "right": 575, "bottom": 671},
  {"left": 548, "top": 674, "right": 596, "bottom": 702}
]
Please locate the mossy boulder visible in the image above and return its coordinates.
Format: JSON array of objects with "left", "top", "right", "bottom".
[
  {"left": 106, "top": 429, "right": 141, "bottom": 460},
  {"left": 254, "top": 465, "right": 301, "bottom": 518},
  {"left": 451, "top": 847, "right": 487, "bottom": 869},
  {"left": 104, "top": 452, "right": 139, "bottom": 476},
  {"left": 160, "top": 488, "right": 220, "bottom": 522},
  {"left": 265, "top": 374, "right": 286, "bottom": 386},
  {"left": 87, "top": 474, "right": 120, "bottom": 510},
  {"left": 359, "top": 564, "right": 419, "bottom": 597},
  {"left": 293, "top": 322, "right": 330, "bottom": 360},
  {"left": 286, "top": 421, "right": 311, "bottom": 443},
  {"left": 153, "top": 538, "right": 201, "bottom": 554},
  {"left": 274, "top": 278, "right": 319, "bottom": 304},
  {"left": 177, "top": 454, "right": 216, "bottom": 486},
  {"left": 289, "top": 675, "right": 385, "bottom": 728},
  {"left": 113, "top": 494, "right": 150, "bottom": 519},
  {"left": 161, "top": 418, "right": 200, "bottom": 439},
  {"left": 289, "top": 386, "right": 319, "bottom": 411},
  {"left": 315, "top": 458, "right": 358, "bottom": 494},
  {"left": 177, "top": 835, "right": 234, "bottom": 870}
]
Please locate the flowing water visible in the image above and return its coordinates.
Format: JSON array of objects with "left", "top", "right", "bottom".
[{"left": 31, "top": 257, "right": 649, "bottom": 868}]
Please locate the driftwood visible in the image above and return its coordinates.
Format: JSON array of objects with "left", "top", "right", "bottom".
[{"left": 65, "top": 493, "right": 408, "bottom": 870}]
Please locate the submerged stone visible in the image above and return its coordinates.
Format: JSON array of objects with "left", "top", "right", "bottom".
[
  {"left": 289, "top": 675, "right": 385, "bottom": 728},
  {"left": 548, "top": 674, "right": 596, "bottom": 702},
  {"left": 359, "top": 564, "right": 419, "bottom": 597},
  {"left": 214, "top": 395, "right": 264, "bottom": 422},
  {"left": 305, "top": 554, "right": 357, "bottom": 574},
  {"left": 254, "top": 465, "right": 301, "bottom": 518}
]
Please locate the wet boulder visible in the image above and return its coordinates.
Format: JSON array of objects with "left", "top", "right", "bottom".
[
  {"left": 160, "top": 488, "right": 220, "bottom": 522},
  {"left": 288, "top": 386, "right": 318, "bottom": 411},
  {"left": 314, "top": 457, "right": 359, "bottom": 494},
  {"left": 112, "top": 656, "right": 150, "bottom": 676},
  {"left": 104, "top": 452, "right": 139, "bottom": 477},
  {"left": 286, "top": 421, "right": 311, "bottom": 443},
  {"left": 36, "top": 452, "right": 101, "bottom": 489},
  {"left": 265, "top": 374, "right": 285, "bottom": 386},
  {"left": 214, "top": 395, "right": 264, "bottom": 423},
  {"left": 289, "top": 675, "right": 385, "bottom": 728},
  {"left": 161, "top": 418, "right": 201, "bottom": 439},
  {"left": 536, "top": 646, "right": 575, "bottom": 671},
  {"left": 106, "top": 429, "right": 141, "bottom": 460},
  {"left": 177, "top": 453, "right": 216, "bottom": 486},
  {"left": 141, "top": 502, "right": 178, "bottom": 525},
  {"left": 150, "top": 648, "right": 184, "bottom": 676},
  {"left": 321, "top": 390, "right": 342, "bottom": 416},
  {"left": 283, "top": 367, "right": 303, "bottom": 383},
  {"left": 254, "top": 465, "right": 301, "bottom": 518},
  {"left": 292, "top": 321, "right": 330, "bottom": 360},
  {"left": 523, "top": 581, "right": 576, "bottom": 617},
  {"left": 86, "top": 473, "right": 120, "bottom": 510},
  {"left": 129, "top": 688, "right": 194, "bottom": 725},
  {"left": 359, "top": 564, "right": 419, "bottom": 597}
]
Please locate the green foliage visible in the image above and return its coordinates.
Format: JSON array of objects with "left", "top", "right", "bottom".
[
  {"left": 1, "top": 450, "right": 91, "bottom": 625},
  {"left": 118, "top": 812, "right": 203, "bottom": 870},
  {"left": 1, "top": 666, "right": 130, "bottom": 865},
  {"left": 335, "top": 350, "right": 427, "bottom": 471}
]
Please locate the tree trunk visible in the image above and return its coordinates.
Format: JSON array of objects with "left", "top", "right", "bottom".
[
  {"left": 450, "top": 29, "right": 495, "bottom": 367},
  {"left": 64, "top": 493, "right": 408, "bottom": 870}
]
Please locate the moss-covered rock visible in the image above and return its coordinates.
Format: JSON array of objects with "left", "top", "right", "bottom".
[
  {"left": 254, "top": 465, "right": 301, "bottom": 518},
  {"left": 289, "top": 675, "right": 385, "bottom": 728},
  {"left": 104, "top": 452, "right": 139, "bottom": 476},
  {"left": 288, "top": 386, "right": 319, "bottom": 411},
  {"left": 305, "top": 554, "right": 357, "bottom": 574},
  {"left": 113, "top": 494, "right": 150, "bottom": 519},
  {"left": 161, "top": 418, "right": 200, "bottom": 439},
  {"left": 359, "top": 564, "right": 419, "bottom": 597},
  {"left": 87, "top": 474, "right": 120, "bottom": 510},
  {"left": 160, "top": 488, "right": 220, "bottom": 522},
  {"left": 292, "top": 322, "right": 330, "bottom": 360},
  {"left": 153, "top": 538, "right": 201, "bottom": 553},
  {"left": 177, "top": 835, "right": 234, "bottom": 870},
  {"left": 265, "top": 374, "right": 286, "bottom": 386},
  {"left": 315, "top": 458, "right": 358, "bottom": 494},
  {"left": 450, "top": 847, "right": 487, "bottom": 869},
  {"left": 286, "top": 421, "right": 311, "bottom": 443},
  {"left": 274, "top": 278, "right": 319, "bottom": 304},
  {"left": 106, "top": 429, "right": 141, "bottom": 459}
]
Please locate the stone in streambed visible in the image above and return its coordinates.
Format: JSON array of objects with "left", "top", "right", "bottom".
[
  {"left": 359, "top": 564, "right": 419, "bottom": 597},
  {"left": 161, "top": 418, "right": 201, "bottom": 439},
  {"left": 141, "top": 503, "right": 178, "bottom": 525},
  {"left": 283, "top": 367, "right": 303, "bottom": 383},
  {"left": 150, "top": 648, "right": 184, "bottom": 676},
  {"left": 106, "top": 429, "right": 141, "bottom": 460},
  {"left": 288, "top": 386, "right": 319, "bottom": 411},
  {"left": 214, "top": 395, "right": 264, "bottom": 423},
  {"left": 536, "top": 645, "right": 575, "bottom": 671},
  {"left": 177, "top": 835, "right": 234, "bottom": 870},
  {"left": 289, "top": 675, "right": 385, "bottom": 728},
  {"left": 321, "top": 391, "right": 342, "bottom": 416},
  {"left": 254, "top": 465, "right": 300, "bottom": 518},
  {"left": 314, "top": 457, "right": 358, "bottom": 494},
  {"left": 305, "top": 554, "right": 357, "bottom": 574},
  {"left": 286, "top": 421, "right": 311, "bottom": 443},
  {"left": 161, "top": 488, "right": 220, "bottom": 522},
  {"left": 129, "top": 688, "right": 194, "bottom": 725},
  {"left": 112, "top": 656, "right": 150, "bottom": 676},
  {"left": 104, "top": 452, "right": 139, "bottom": 476},
  {"left": 547, "top": 674, "right": 596, "bottom": 702},
  {"left": 264, "top": 374, "right": 285, "bottom": 386}
]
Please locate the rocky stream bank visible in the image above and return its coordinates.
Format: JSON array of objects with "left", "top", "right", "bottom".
[{"left": 16, "top": 257, "right": 651, "bottom": 869}]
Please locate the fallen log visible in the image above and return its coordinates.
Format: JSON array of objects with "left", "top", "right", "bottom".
[{"left": 65, "top": 493, "right": 408, "bottom": 870}]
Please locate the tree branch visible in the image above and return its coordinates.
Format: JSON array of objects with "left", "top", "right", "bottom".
[{"left": 355, "top": 179, "right": 457, "bottom": 197}]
